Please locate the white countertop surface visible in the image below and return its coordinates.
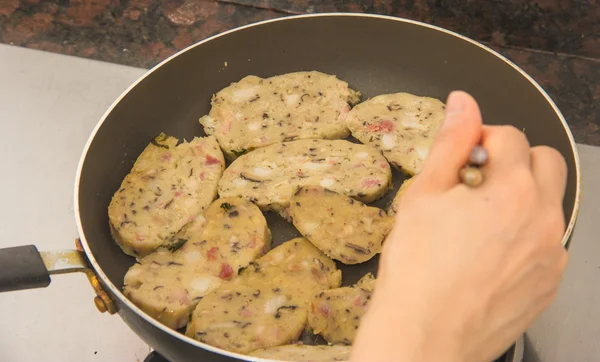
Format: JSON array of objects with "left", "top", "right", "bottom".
[
  {"left": 0, "top": 44, "right": 149, "bottom": 362},
  {"left": 525, "top": 144, "right": 600, "bottom": 362},
  {"left": 0, "top": 44, "right": 598, "bottom": 362}
]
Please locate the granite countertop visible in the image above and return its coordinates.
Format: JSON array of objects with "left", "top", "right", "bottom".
[{"left": 0, "top": 0, "right": 598, "bottom": 144}]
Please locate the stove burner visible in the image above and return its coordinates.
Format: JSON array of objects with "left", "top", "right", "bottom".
[{"left": 144, "top": 351, "right": 169, "bottom": 362}]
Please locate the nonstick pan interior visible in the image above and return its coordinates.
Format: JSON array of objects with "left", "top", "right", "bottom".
[{"left": 76, "top": 14, "right": 579, "bottom": 350}]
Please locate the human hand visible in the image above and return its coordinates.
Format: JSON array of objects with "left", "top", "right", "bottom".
[{"left": 351, "top": 91, "right": 568, "bottom": 362}]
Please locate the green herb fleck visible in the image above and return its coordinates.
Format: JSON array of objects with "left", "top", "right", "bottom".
[
  {"left": 165, "top": 238, "right": 187, "bottom": 252},
  {"left": 150, "top": 133, "right": 170, "bottom": 149},
  {"left": 231, "top": 149, "right": 247, "bottom": 157}
]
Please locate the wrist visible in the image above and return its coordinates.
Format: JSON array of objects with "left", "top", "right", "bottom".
[{"left": 351, "top": 288, "right": 464, "bottom": 362}]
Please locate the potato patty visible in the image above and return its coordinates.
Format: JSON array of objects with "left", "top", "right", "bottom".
[
  {"left": 387, "top": 177, "right": 415, "bottom": 216},
  {"left": 308, "top": 273, "right": 376, "bottom": 345},
  {"left": 186, "top": 238, "right": 341, "bottom": 353},
  {"left": 290, "top": 186, "right": 393, "bottom": 264},
  {"left": 218, "top": 139, "right": 392, "bottom": 212},
  {"left": 108, "top": 133, "right": 225, "bottom": 257},
  {"left": 346, "top": 93, "right": 444, "bottom": 175},
  {"left": 200, "top": 71, "right": 360, "bottom": 159},
  {"left": 123, "top": 198, "right": 270, "bottom": 329}
]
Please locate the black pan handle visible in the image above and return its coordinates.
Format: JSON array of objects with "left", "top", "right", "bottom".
[
  {"left": 0, "top": 245, "right": 51, "bottom": 292},
  {"left": 0, "top": 242, "right": 117, "bottom": 313}
]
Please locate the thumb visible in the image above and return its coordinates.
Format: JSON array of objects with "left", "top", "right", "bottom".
[{"left": 420, "top": 91, "right": 483, "bottom": 191}]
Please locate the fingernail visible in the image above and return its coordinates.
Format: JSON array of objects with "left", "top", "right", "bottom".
[{"left": 445, "top": 91, "right": 466, "bottom": 117}]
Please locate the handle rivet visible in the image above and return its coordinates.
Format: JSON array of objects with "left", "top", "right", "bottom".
[{"left": 94, "top": 296, "right": 108, "bottom": 313}]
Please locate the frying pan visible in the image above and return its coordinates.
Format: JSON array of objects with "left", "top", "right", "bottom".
[{"left": 0, "top": 13, "right": 580, "bottom": 362}]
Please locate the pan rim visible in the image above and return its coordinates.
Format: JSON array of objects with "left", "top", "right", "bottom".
[{"left": 73, "top": 12, "right": 582, "bottom": 361}]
